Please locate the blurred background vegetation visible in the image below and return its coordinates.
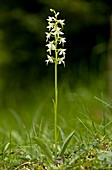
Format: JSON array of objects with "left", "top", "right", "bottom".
[{"left": 0, "top": 0, "right": 112, "bottom": 130}]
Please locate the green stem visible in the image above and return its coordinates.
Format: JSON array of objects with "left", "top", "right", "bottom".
[
  {"left": 54, "top": 56, "right": 58, "bottom": 159},
  {"left": 53, "top": 30, "right": 58, "bottom": 159}
]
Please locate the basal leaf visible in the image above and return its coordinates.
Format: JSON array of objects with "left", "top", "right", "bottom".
[
  {"left": 60, "top": 130, "right": 75, "bottom": 157},
  {"left": 33, "top": 137, "right": 53, "bottom": 162}
]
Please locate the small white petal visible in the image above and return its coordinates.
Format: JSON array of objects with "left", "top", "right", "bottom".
[
  {"left": 45, "top": 32, "right": 51, "bottom": 42},
  {"left": 46, "top": 48, "right": 51, "bottom": 55},
  {"left": 59, "top": 49, "right": 66, "bottom": 57},
  {"left": 45, "top": 59, "right": 49, "bottom": 65}
]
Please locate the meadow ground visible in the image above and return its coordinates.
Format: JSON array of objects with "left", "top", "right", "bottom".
[{"left": 0, "top": 81, "right": 112, "bottom": 169}]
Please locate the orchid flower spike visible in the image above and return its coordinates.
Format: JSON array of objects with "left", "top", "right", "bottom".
[{"left": 45, "top": 9, "right": 66, "bottom": 66}]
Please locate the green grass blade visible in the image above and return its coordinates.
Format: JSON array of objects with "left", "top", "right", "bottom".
[
  {"left": 9, "top": 109, "right": 24, "bottom": 132},
  {"left": 3, "top": 142, "right": 10, "bottom": 154},
  {"left": 76, "top": 116, "right": 93, "bottom": 135},
  {"left": 33, "top": 137, "right": 53, "bottom": 162},
  {"left": 58, "top": 126, "right": 66, "bottom": 142},
  {"left": 60, "top": 130, "right": 75, "bottom": 157},
  {"left": 94, "top": 96, "right": 112, "bottom": 108}
]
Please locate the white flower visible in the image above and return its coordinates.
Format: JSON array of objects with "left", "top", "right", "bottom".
[
  {"left": 59, "top": 49, "right": 66, "bottom": 57},
  {"left": 47, "top": 22, "right": 54, "bottom": 31},
  {"left": 58, "top": 57, "right": 65, "bottom": 67},
  {"left": 45, "top": 55, "right": 54, "bottom": 65},
  {"left": 59, "top": 38, "right": 66, "bottom": 45},
  {"left": 58, "top": 19, "right": 65, "bottom": 27},
  {"left": 46, "top": 41, "right": 55, "bottom": 55},
  {"left": 46, "top": 41, "right": 55, "bottom": 50},
  {"left": 45, "top": 32, "right": 51, "bottom": 42},
  {"left": 52, "top": 27, "right": 64, "bottom": 37},
  {"left": 51, "top": 26, "right": 60, "bottom": 32},
  {"left": 47, "top": 16, "right": 53, "bottom": 22}
]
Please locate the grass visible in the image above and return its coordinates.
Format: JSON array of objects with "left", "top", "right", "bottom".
[{"left": 0, "top": 81, "right": 112, "bottom": 169}]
